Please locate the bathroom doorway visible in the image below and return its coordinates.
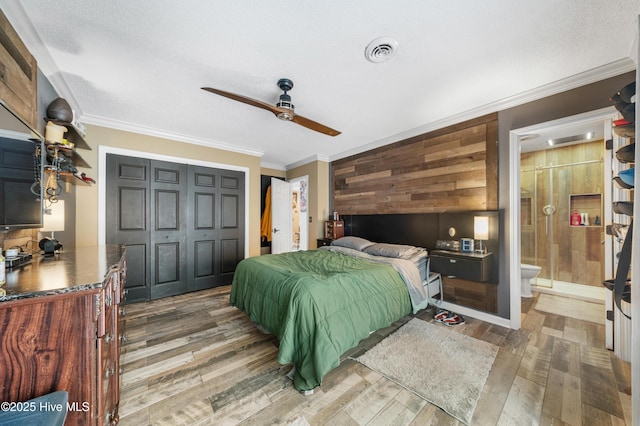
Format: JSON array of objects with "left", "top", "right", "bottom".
[{"left": 513, "top": 107, "right": 624, "bottom": 303}]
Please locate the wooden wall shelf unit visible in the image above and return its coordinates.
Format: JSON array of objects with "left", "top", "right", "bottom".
[
  {"left": 44, "top": 120, "right": 92, "bottom": 185},
  {"left": 45, "top": 168, "right": 91, "bottom": 185},
  {"left": 45, "top": 119, "right": 91, "bottom": 150},
  {"left": 45, "top": 142, "right": 90, "bottom": 168}
]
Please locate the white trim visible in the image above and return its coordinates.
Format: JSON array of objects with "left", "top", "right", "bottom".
[
  {"left": 508, "top": 129, "right": 522, "bottom": 330},
  {"left": 428, "top": 299, "right": 511, "bottom": 329},
  {"left": 286, "top": 154, "right": 330, "bottom": 170},
  {"left": 509, "top": 107, "right": 620, "bottom": 330},
  {"left": 260, "top": 161, "right": 286, "bottom": 171},
  {"left": 98, "top": 145, "right": 250, "bottom": 259}
]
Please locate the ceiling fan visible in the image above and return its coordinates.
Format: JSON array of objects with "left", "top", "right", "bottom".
[{"left": 201, "top": 78, "right": 340, "bottom": 136}]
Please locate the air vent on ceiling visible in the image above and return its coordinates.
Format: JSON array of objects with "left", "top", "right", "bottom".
[{"left": 365, "top": 36, "right": 398, "bottom": 63}]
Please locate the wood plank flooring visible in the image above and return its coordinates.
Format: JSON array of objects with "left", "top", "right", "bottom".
[{"left": 118, "top": 287, "right": 631, "bottom": 425}]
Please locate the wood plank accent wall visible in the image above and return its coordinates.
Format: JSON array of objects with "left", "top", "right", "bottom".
[{"left": 332, "top": 114, "right": 498, "bottom": 214}]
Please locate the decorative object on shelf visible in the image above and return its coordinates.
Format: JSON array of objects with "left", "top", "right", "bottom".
[
  {"left": 44, "top": 146, "right": 64, "bottom": 202},
  {"left": 31, "top": 144, "right": 42, "bottom": 196},
  {"left": 473, "top": 216, "right": 489, "bottom": 254},
  {"left": 40, "top": 199, "right": 64, "bottom": 256},
  {"left": 580, "top": 213, "right": 589, "bottom": 226},
  {"left": 80, "top": 172, "right": 95, "bottom": 184},
  {"left": 45, "top": 120, "right": 67, "bottom": 144},
  {"left": 570, "top": 209, "right": 581, "bottom": 226},
  {"left": 46, "top": 97, "right": 73, "bottom": 123}
]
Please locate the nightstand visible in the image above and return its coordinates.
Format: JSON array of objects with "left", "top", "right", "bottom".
[
  {"left": 316, "top": 238, "right": 333, "bottom": 247},
  {"left": 429, "top": 250, "right": 497, "bottom": 313}
]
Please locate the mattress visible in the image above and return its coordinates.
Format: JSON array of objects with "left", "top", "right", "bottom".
[{"left": 405, "top": 249, "right": 428, "bottom": 281}]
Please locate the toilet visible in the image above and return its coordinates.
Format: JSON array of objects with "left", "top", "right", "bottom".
[{"left": 521, "top": 263, "right": 541, "bottom": 298}]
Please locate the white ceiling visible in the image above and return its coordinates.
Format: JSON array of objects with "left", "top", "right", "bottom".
[{"left": 2, "top": 1, "right": 639, "bottom": 169}]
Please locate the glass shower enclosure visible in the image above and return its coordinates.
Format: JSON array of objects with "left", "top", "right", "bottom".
[{"left": 520, "top": 141, "right": 604, "bottom": 290}]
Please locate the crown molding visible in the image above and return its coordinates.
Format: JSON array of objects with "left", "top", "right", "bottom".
[
  {"left": 285, "top": 154, "right": 330, "bottom": 171},
  {"left": 83, "top": 114, "right": 264, "bottom": 158},
  {"left": 259, "top": 161, "right": 285, "bottom": 171},
  {"left": 330, "top": 58, "right": 636, "bottom": 162}
]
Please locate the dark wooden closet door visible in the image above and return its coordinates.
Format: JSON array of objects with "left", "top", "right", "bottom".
[
  {"left": 187, "top": 165, "right": 217, "bottom": 291},
  {"left": 106, "top": 154, "right": 151, "bottom": 302},
  {"left": 149, "top": 160, "right": 188, "bottom": 299},
  {"left": 106, "top": 154, "right": 244, "bottom": 302},
  {"left": 217, "top": 170, "right": 245, "bottom": 286}
]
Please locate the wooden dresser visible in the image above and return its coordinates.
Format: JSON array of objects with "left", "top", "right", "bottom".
[{"left": 0, "top": 246, "right": 126, "bottom": 425}]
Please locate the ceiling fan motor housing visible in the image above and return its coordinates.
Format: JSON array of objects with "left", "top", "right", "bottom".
[{"left": 276, "top": 86, "right": 295, "bottom": 121}]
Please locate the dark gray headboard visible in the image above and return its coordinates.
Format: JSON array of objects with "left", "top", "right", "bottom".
[{"left": 341, "top": 210, "right": 501, "bottom": 282}]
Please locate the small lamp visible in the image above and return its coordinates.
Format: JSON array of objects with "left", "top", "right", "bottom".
[
  {"left": 474, "top": 216, "right": 489, "bottom": 254},
  {"left": 40, "top": 200, "right": 64, "bottom": 256}
]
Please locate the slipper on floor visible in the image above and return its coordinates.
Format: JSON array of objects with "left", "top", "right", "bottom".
[
  {"left": 442, "top": 314, "right": 465, "bottom": 326},
  {"left": 434, "top": 309, "right": 451, "bottom": 322}
]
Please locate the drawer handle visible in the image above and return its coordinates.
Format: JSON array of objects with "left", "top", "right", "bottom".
[
  {"left": 449, "top": 259, "right": 457, "bottom": 263},
  {"left": 119, "top": 307, "right": 126, "bottom": 316},
  {"left": 105, "top": 367, "right": 114, "bottom": 379},
  {"left": 104, "top": 333, "right": 113, "bottom": 344}
]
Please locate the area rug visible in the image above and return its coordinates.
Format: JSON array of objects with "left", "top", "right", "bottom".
[
  {"left": 535, "top": 293, "right": 603, "bottom": 324},
  {"left": 354, "top": 318, "right": 498, "bottom": 425}
]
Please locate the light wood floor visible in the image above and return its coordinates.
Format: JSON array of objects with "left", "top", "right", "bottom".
[{"left": 118, "top": 286, "right": 631, "bottom": 425}]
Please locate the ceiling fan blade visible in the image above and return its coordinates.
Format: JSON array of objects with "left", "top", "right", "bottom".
[
  {"left": 291, "top": 114, "right": 341, "bottom": 136},
  {"left": 201, "top": 87, "right": 280, "bottom": 115}
]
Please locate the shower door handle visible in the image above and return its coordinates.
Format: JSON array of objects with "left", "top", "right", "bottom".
[{"left": 544, "top": 216, "right": 549, "bottom": 235}]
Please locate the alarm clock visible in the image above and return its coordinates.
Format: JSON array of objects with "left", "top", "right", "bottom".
[{"left": 460, "top": 238, "right": 474, "bottom": 253}]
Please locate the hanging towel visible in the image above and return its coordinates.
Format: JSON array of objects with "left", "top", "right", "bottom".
[{"left": 260, "top": 185, "right": 272, "bottom": 242}]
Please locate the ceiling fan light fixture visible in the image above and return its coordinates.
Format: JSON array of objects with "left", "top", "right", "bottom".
[
  {"left": 276, "top": 109, "right": 294, "bottom": 121},
  {"left": 365, "top": 36, "right": 398, "bottom": 63},
  {"left": 276, "top": 93, "right": 294, "bottom": 120}
]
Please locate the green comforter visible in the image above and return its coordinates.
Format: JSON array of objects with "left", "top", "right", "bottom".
[{"left": 229, "top": 249, "right": 413, "bottom": 391}]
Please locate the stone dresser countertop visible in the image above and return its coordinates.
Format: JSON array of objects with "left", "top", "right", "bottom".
[{"left": 0, "top": 245, "right": 125, "bottom": 302}]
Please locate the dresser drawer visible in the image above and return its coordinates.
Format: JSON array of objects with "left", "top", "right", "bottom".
[{"left": 430, "top": 251, "right": 491, "bottom": 282}]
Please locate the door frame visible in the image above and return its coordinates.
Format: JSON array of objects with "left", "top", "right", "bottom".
[
  {"left": 97, "top": 145, "right": 250, "bottom": 259},
  {"left": 508, "top": 106, "right": 619, "bottom": 329},
  {"left": 289, "top": 175, "right": 309, "bottom": 251}
]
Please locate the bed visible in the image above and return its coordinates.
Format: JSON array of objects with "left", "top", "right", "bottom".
[{"left": 229, "top": 237, "right": 430, "bottom": 391}]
